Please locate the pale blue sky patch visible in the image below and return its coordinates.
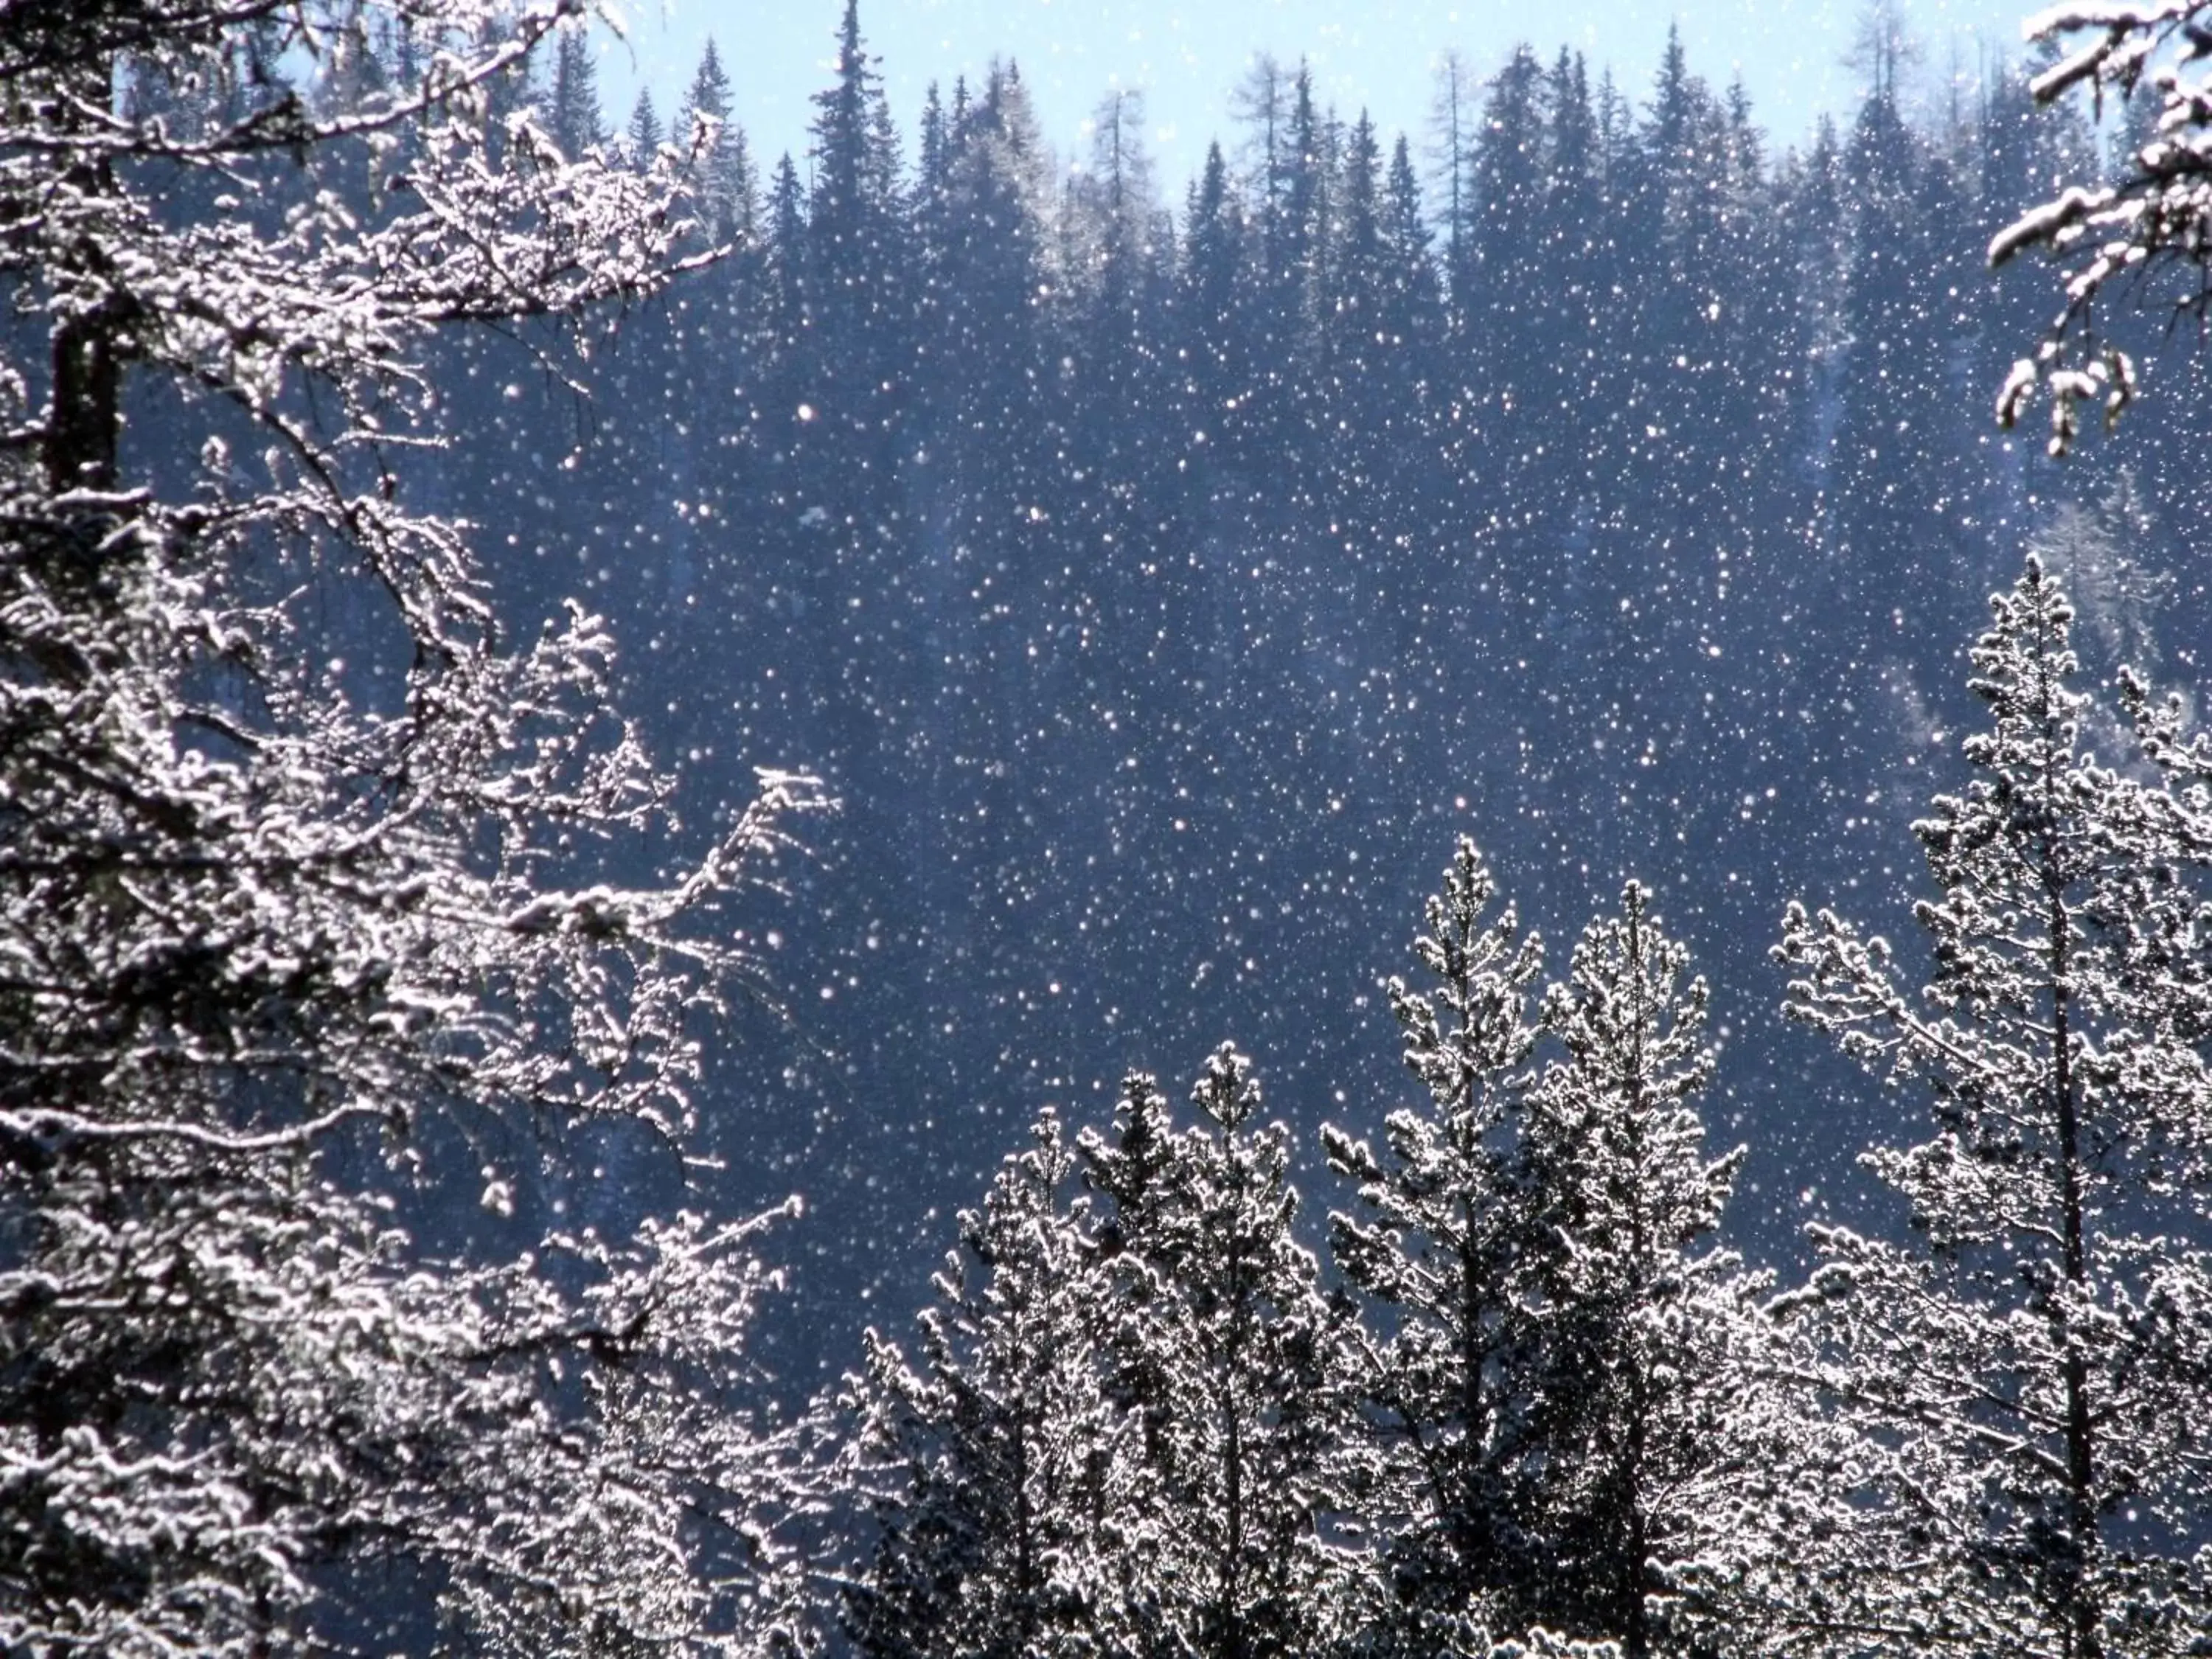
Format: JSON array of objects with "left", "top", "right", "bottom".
[{"left": 596, "top": 0, "right": 2042, "bottom": 193}]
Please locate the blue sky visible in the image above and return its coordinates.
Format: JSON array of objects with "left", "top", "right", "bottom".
[{"left": 596, "top": 0, "right": 2045, "bottom": 190}]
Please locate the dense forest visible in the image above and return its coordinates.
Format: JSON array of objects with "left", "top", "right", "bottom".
[
  {"left": 3, "top": 0, "right": 2209, "bottom": 1655},
  {"left": 450, "top": 1, "right": 2212, "bottom": 1298}
]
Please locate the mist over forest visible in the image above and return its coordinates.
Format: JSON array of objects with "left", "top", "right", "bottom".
[{"left": 5, "top": 0, "right": 2211, "bottom": 1654}]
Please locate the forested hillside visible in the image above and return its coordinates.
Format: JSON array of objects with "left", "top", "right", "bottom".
[
  {"left": 4, "top": 0, "right": 2210, "bottom": 1653},
  {"left": 431, "top": 3, "right": 2212, "bottom": 1318}
]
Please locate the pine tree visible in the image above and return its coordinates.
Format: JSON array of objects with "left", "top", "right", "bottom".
[
  {"left": 1088, "top": 88, "right": 1152, "bottom": 271},
  {"left": 1082, "top": 1049, "right": 1361, "bottom": 1659},
  {"left": 1281, "top": 63, "right": 1332, "bottom": 325},
  {"left": 1469, "top": 44, "right": 1548, "bottom": 517},
  {"left": 1531, "top": 46, "right": 1607, "bottom": 482},
  {"left": 678, "top": 36, "right": 734, "bottom": 141},
  {"left": 911, "top": 80, "right": 956, "bottom": 408},
  {"left": 1363, "top": 130, "right": 1446, "bottom": 554},
  {"left": 908, "top": 59, "right": 1055, "bottom": 593},
  {"left": 540, "top": 21, "right": 606, "bottom": 160},
  {"left": 625, "top": 85, "right": 663, "bottom": 170},
  {"left": 845, "top": 1113, "right": 1137, "bottom": 1659},
  {"left": 1514, "top": 883, "right": 1769, "bottom": 1659},
  {"left": 1708, "top": 74, "right": 1796, "bottom": 476},
  {"left": 1607, "top": 25, "right": 1750, "bottom": 538},
  {"left": 1473, "top": 46, "right": 1545, "bottom": 310},
  {"left": 768, "top": 151, "right": 809, "bottom": 327},
  {"left": 1822, "top": 68, "right": 1978, "bottom": 706},
  {"left": 809, "top": 0, "right": 902, "bottom": 295},
  {"left": 1316, "top": 110, "right": 1388, "bottom": 535},
  {"left": 759, "top": 150, "right": 815, "bottom": 476},
  {"left": 1180, "top": 140, "right": 1249, "bottom": 437},
  {"left": 803, "top": 0, "right": 906, "bottom": 470},
  {"left": 917, "top": 80, "right": 953, "bottom": 232},
  {"left": 679, "top": 38, "right": 757, "bottom": 246},
  {"left": 1380, "top": 133, "right": 1444, "bottom": 355},
  {"left": 1323, "top": 838, "right": 1547, "bottom": 1652},
  {"left": 1777, "top": 556, "right": 2212, "bottom": 1659}
]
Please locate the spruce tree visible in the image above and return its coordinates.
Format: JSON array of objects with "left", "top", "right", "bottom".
[
  {"left": 1826, "top": 72, "right": 1968, "bottom": 666},
  {"left": 1472, "top": 46, "right": 1545, "bottom": 321},
  {"left": 1082, "top": 1050, "right": 1361, "bottom": 1659},
  {"left": 625, "top": 86, "right": 663, "bottom": 170},
  {"left": 1324, "top": 838, "right": 1547, "bottom": 1652},
  {"left": 1469, "top": 44, "right": 1548, "bottom": 520},
  {"left": 1180, "top": 140, "right": 1249, "bottom": 442},
  {"left": 803, "top": 0, "right": 906, "bottom": 483},
  {"left": 1777, "top": 556, "right": 2212, "bottom": 1659},
  {"left": 1515, "top": 883, "right": 1772, "bottom": 1659},
  {"left": 908, "top": 59, "right": 1054, "bottom": 621},
  {"left": 845, "top": 1113, "right": 1136, "bottom": 1659},
  {"left": 1317, "top": 111, "right": 1391, "bottom": 543},
  {"left": 1531, "top": 47, "right": 1607, "bottom": 486},
  {"left": 1326, "top": 114, "right": 1382, "bottom": 360},
  {"left": 678, "top": 38, "right": 757, "bottom": 246},
  {"left": 808, "top": 0, "right": 902, "bottom": 299},
  {"left": 540, "top": 21, "right": 606, "bottom": 160},
  {"left": 1380, "top": 134, "right": 1443, "bottom": 353},
  {"left": 1281, "top": 63, "right": 1331, "bottom": 325}
]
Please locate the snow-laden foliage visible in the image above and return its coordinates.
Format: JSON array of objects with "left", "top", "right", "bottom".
[
  {"left": 841, "top": 1112, "right": 1135, "bottom": 1659},
  {"left": 846, "top": 1054, "right": 1363, "bottom": 1659},
  {"left": 1516, "top": 885, "right": 1806, "bottom": 1659},
  {"left": 1322, "top": 837, "right": 1548, "bottom": 1652},
  {"left": 0, "top": 2, "right": 821, "bottom": 1651},
  {"left": 1324, "top": 845, "right": 1831, "bottom": 1659},
  {"left": 1776, "top": 556, "right": 2212, "bottom": 1659},
  {"left": 862, "top": 847, "right": 1850, "bottom": 1659},
  {"left": 1991, "top": 0, "right": 2212, "bottom": 448},
  {"left": 1079, "top": 1048, "right": 1364, "bottom": 1659}
]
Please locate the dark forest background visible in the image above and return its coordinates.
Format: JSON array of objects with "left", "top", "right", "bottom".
[{"left": 276, "top": 5, "right": 2212, "bottom": 1380}]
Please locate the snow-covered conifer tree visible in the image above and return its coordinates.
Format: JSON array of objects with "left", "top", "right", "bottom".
[
  {"left": 678, "top": 38, "right": 758, "bottom": 248},
  {"left": 1083, "top": 1049, "right": 1362, "bottom": 1659},
  {"left": 843, "top": 1112, "right": 1136, "bottom": 1659},
  {"left": 0, "top": 3, "right": 819, "bottom": 1651},
  {"left": 1516, "top": 883, "right": 1787, "bottom": 1659},
  {"left": 1322, "top": 837, "right": 1546, "bottom": 1652},
  {"left": 1777, "top": 556, "right": 2212, "bottom": 1658}
]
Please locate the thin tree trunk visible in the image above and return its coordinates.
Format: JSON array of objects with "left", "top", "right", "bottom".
[
  {"left": 46, "top": 56, "right": 125, "bottom": 502},
  {"left": 2048, "top": 880, "right": 2100, "bottom": 1659}
]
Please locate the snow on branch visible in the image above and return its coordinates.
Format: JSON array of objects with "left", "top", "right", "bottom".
[
  {"left": 1991, "top": 0, "right": 2212, "bottom": 448},
  {"left": 0, "top": 4, "right": 819, "bottom": 1652}
]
